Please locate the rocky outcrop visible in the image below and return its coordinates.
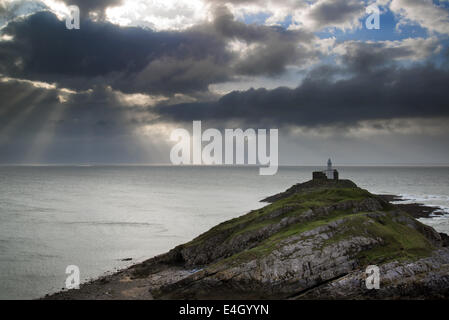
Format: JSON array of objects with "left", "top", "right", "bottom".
[
  {"left": 45, "top": 178, "right": 449, "bottom": 300},
  {"left": 297, "top": 248, "right": 449, "bottom": 299},
  {"left": 140, "top": 180, "right": 448, "bottom": 299},
  {"left": 159, "top": 196, "right": 387, "bottom": 268},
  {"left": 151, "top": 209, "right": 446, "bottom": 299}
]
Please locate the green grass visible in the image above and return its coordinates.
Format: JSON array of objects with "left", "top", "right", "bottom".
[
  {"left": 181, "top": 185, "right": 435, "bottom": 274},
  {"left": 211, "top": 211, "right": 434, "bottom": 269},
  {"left": 184, "top": 187, "right": 375, "bottom": 248},
  {"left": 212, "top": 210, "right": 371, "bottom": 267},
  {"left": 264, "top": 187, "right": 373, "bottom": 211},
  {"left": 172, "top": 182, "right": 436, "bottom": 277},
  {"left": 351, "top": 215, "right": 433, "bottom": 264}
]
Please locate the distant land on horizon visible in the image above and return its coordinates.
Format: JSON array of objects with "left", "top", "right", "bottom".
[{"left": 1, "top": 163, "right": 449, "bottom": 167}]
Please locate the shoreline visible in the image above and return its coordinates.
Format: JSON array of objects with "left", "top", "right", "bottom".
[{"left": 377, "top": 194, "right": 448, "bottom": 219}]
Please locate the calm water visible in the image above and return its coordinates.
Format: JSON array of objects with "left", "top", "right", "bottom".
[{"left": 0, "top": 165, "right": 448, "bottom": 299}]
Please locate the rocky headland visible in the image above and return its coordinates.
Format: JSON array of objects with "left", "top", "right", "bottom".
[{"left": 44, "top": 178, "right": 449, "bottom": 300}]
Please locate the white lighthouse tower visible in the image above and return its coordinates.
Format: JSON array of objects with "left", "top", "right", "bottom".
[
  {"left": 325, "top": 158, "right": 334, "bottom": 179},
  {"left": 312, "top": 158, "right": 338, "bottom": 180},
  {"left": 312, "top": 158, "right": 339, "bottom": 180}
]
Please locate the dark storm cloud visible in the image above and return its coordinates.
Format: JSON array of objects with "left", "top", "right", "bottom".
[
  {"left": 212, "top": 5, "right": 271, "bottom": 42},
  {"left": 148, "top": 37, "right": 442, "bottom": 129},
  {"left": 0, "top": 11, "right": 233, "bottom": 95},
  {"left": 337, "top": 39, "right": 441, "bottom": 73},
  {"left": 306, "top": 0, "right": 365, "bottom": 29},
  {"left": 155, "top": 62, "right": 449, "bottom": 128},
  {"left": 212, "top": 5, "right": 317, "bottom": 76},
  {"left": 1, "top": 3, "right": 447, "bottom": 131},
  {"left": 233, "top": 41, "right": 300, "bottom": 76},
  {"left": 205, "top": 0, "right": 364, "bottom": 31},
  {"left": 0, "top": 9, "right": 317, "bottom": 94}
]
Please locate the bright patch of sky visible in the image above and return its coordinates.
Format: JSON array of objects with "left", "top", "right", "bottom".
[
  {"left": 316, "top": 9, "right": 429, "bottom": 42},
  {"left": 239, "top": 12, "right": 272, "bottom": 25},
  {"left": 239, "top": 11, "right": 293, "bottom": 29},
  {"left": 239, "top": 6, "right": 431, "bottom": 42},
  {"left": 0, "top": 0, "right": 48, "bottom": 28}
]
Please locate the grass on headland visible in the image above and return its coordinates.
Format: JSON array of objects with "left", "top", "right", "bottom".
[
  {"left": 211, "top": 210, "right": 434, "bottom": 269},
  {"left": 184, "top": 187, "right": 376, "bottom": 248}
]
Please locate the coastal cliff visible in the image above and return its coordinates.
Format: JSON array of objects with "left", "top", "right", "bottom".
[{"left": 45, "top": 179, "right": 449, "bottom": 300}]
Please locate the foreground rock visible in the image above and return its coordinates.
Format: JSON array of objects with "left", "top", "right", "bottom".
[{"left": 45, "top": 179, "right": 449, "bottom": 300}]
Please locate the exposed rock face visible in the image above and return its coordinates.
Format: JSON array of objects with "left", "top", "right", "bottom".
[
  {"left": 150, "top": 210, "right": 446, "bottom": 299},
  {"left": 297, "top": 248, "right": 449, "bottom": 299},
  {"left": 45, "top": 179, "right": 449, "bottom": 300},
  {"left": 162, "top": 197, "right": 386, "bottom": 268}
]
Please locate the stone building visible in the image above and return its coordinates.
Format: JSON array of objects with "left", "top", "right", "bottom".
[{"left": 313, "top": 158, "right": 339, "bottom": 180}]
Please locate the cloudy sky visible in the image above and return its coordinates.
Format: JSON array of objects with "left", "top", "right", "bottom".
[{"left": 0, "top": 0, "right": 448, "bottom": 165}]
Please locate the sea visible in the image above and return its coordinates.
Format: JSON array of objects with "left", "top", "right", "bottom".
[{"left": 0, "top": 165, "right": 448, "bottom": 299}]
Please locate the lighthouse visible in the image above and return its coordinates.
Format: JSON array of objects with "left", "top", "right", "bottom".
[
  {"left": 325, "top": 158, "right": 333, "bottom": 179},
  {"left": 312, "top": 158, "right": 339, "bottom": 181}
]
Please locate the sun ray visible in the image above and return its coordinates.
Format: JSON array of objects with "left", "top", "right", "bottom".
[
  {"left": 0, "top": 89, "right": 50, "bottom": 145},
  {"left": 23, "top": 101, "right": 68, "bottom": 163},
  {"left": 0, "top": 85, "right": 36, "bottom": 118}
]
